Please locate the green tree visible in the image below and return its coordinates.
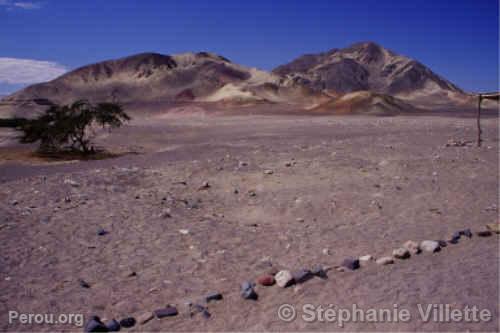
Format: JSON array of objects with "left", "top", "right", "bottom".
[{"left": 18, "top": 100, "right": 130, "bottom": 154}]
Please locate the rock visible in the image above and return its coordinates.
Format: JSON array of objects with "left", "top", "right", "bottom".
[
  {"left": 275, "top": 270, "right": 294, "bottom": 288},
  {"left": 97, "top": 228, "right": 108, "bottom": 236},
  {"left": 123, "top": 270, "right": 137, "bottom": 278},
  {"left": 178, "top": 229, "right": 190, "bottom": 235},
  {"left": 448, "top": 232, "right": 461, "bottom": 244},
  {"left": 84, "top": 316, "right": 107, "bottom": 332},
  {"left": 285, "top": 162, "right": 293, "bottom": 167},
  {"left": 78, "top": 279, "right": 91, "bottom": 289},
  {"left": 64, "top": 179, "right": 80, "bottom": 187},
  {"left": 137, "top": 312, "right": 154, "bottom": 325},
  {"left": 199, "top": 181, "right": 210, "bottom": 190},
  {"left": 11, "top": 200, "right": 18, "bottom": 206},
  {"left": 486, "top": 223, "right": 500, "bottom": 234},
  {"left": 392, "top": 247, "right": 411, "bottom": 259},
  {"left": 292, "top": 269, "right": 313, "bottom": 284},
  {"left": 311, "top": 265, "right": 328, "bottom": 279},
  {"left": 376, "top": 257, "right": 394, "bottom": 265},
  {"left": 248, "top": 190, "right": 257, "bottom": 197},
  {"left": 402, "top": 240, "right": 420, "bottom": 254},
  {"left": 154, "top": 306, "right": 178, "bottom": 318},
  {"left": 420, "top": 240, "right": 440, "bottom": 253},
  {"left": 477, "top": 230, "right": 492, "bottom": 237},
  {"left": 205, "top": 292, "right": 223, "bottom": 302},
  {"left": 263, "top": 169, "right": 274, "bottom": 175},
  {"left": 341, "top": 258, "right": 360, "bottom": 270},
  {"left": 238, "top": 161, "right": 248, "bottom": 167},
  {"left": 459, "top": 229, "right": 473, "bottom": 238},
  {"left": 104, "top": 319, "right": 120, "bottom": 332},
  {"left": 436, "top": 240, "right": 447, "bottom": 248},
  {"left": 257, "top": 275, "right": 275, "bottom": 286},
  {"left": 190, "top": 304, "right": 211, "bottom": 319},
  {"left": 358, "top": 255, "right": 373, "bottom": 262},
  {"left": 240, "top": 281, "right": 258, "bottom": 300},
  {"left": 322, "top": 248, "right": 331, "bottom": 255},
  {"left": 119, "top": 317, "right": 136, "bottom": 328}
]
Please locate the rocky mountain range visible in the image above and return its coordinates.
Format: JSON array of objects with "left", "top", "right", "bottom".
[{"left": 0, "top": 42, "right": 473, "bottom": 117}]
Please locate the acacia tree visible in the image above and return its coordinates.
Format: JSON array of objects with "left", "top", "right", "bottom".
[{"left": 18, "top": 100, "right": 130, "bottom": 154}]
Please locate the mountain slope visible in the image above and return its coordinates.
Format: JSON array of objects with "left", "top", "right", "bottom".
[{"left": 273, "top": 42, "right": 465, "bottom": 102}]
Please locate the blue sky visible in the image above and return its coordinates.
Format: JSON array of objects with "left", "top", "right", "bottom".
[{"left": 0, "top": 0, "right": 498, "bottom": 94}]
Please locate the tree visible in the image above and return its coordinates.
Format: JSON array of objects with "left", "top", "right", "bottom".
[{"left": 17, "top": 100, "right": 130, "bottom": 154}]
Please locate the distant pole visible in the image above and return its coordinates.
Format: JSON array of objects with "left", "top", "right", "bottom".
[{"left": 477, "top": 94, "right": 482, "bottom": 147}]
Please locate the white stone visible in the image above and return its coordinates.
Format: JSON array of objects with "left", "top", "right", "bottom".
[
  {"left": 275, "top": 270, "right": 294, "bottom": 288},
  {"left": 359, "top": 255, "right": 373, "bottom": 262},
  {"left": 420, "top": 240, "right": 440, "bottom": 253},
  {"left": 376, "top": 257, "right": 394, "bottom": 265}
]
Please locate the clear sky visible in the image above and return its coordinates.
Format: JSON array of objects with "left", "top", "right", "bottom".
[{"left": 0, "top": 0, "right": 498, "bottom": 94}]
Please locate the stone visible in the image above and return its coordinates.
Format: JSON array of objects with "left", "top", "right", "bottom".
[
  {"left": 486, "top": 223, "right": 500, "bottom": 234},
  {"left": 263, "top": 169, "right": 274, "bottom": 175},
  {"left": 119, "top": 317, "right": 136, "bottom": 328},
  {"left": 205, "top": 292, "right": 223, "bottom": 302},
  {"left": 402, "top": 240, "right": 421, "bottom": 254},
  {"left": 199, "top": 181, "right": 210, "bottom": 190},
  {"left": 392, "top": 247, "right": 411, "bottom": 259},
  {"left": 436, "top": 240, "right": 447, "bottom": 248},
  {"left": 322, "top": 248, "right": 331, "bottom": 255},
  {"left": 275, "top": 270, "right": 294, "bottom": 288},
  {"left": 448, "top": 232, "right": 461, "bottom": 244},
  {"left": 64, "top": 179, "right": 80, "bottom": 187},
  {"left": 240, "top": 281, "right": 258, "bottom": 300},
  {"left": 190, "top": 304, "right": 211, "bottom": 319},
  {"left": 376, "top": 257, "right": 394, "bottom": 265},
  {"left": 137, "top": 312, "right": 154, "bottom": 325},
  {"left": 154, "top": 306, "right": 178, "bottom": 318},
  {"left": 78, "top": 279, "right": 91, "bottom": 289},
  {"left": 420, "top": 240, "right": 440, "bottom": 253},
  {"left": 105, "top": 319, "right": 120, "bottom": 332},
  {"left": 359, "top": 255, "right": 373, "bottom": 262},
  {"left": 257, "top": 275, "right": 275, "bottom": 286},
  {"left": 459, "top": 229, "right": 473, "bottom": 238},
  {"left": 238, "top": 161, "right": 248, "bottom": 167},
  {"left": 292, "top": 269, "right": 313, "bottom": 284},
  {"left": 477, "top": 230, "right": 492, "bottom": 237},
  {"left": 341, "top": 258, "right": 360, "bottom": 270},
  {"left": 248, "top": 190, "right": 257, "bottom": 197},
  {"left": 97, "top": 228, "right": 108, "bottom": 236},
  {"left": 179, "top": 229, "right": 190, "bottom": 235},
  {"left": 311, "top": 265, "right": 328, "bottom": 279},
  {"left": 84, "top": 316, "right": 107, "bottom": 332}
]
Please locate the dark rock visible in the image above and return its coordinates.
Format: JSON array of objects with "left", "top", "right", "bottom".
[
  {"left": 205, "top": 292, "right": 223, "bottom": 302},
  {"left": 84, "top": 316, "right": 108, "bottom": 332},
  {"left": 448, "top": 232, "right": 460, "bottom": 244},
  {"left": 477, "top": 230, "right": 492, "bottom": 237},
  {"left": 154, "top": 306, "right": 178, "bottom": 318},
  {"left": 311, "top": 265, "right": 328, "bottom": 279},
  {"left": 240, "top": 281, "right": 258, "bottom": 300},
  {"left": 97, "top": 228, "right": 108, "bottom": 236},
  {"left": 436, "top": 240, "right": 447, "bottom": 248},
  {"left": 119, "top": 317, "right": 136, "bottom": 328},
  {"left": 459, "top": 229, "right": 473, "bottom": 238},
  {"left": 105, "top": 319, "right": 120, "bottom": 332},
  {"left": 78, "top": 279, "right": 91, "bottom": 289},
  {"left": 292, "top": 269, "right": 313, "bottom": 284},
  {"left": 190, "top": 304, "right": 211, "bottom": 319},
  {"left": 257, "top": 275, "right": 275, "bottom": 286},
  {"left": 341, "top": 258, "right": 360, "bottom": 270}
]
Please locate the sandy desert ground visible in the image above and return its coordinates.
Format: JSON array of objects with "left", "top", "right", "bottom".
[{"left": 0, "top": 112, "right": 498, "bottom": 332}]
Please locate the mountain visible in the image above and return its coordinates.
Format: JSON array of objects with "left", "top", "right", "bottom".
[
  {"left": 273, "top": 42, "right": 466, "bottom": 103},
  {"left": 0, "top": 42, "right": 473, "bottom": 117}
]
